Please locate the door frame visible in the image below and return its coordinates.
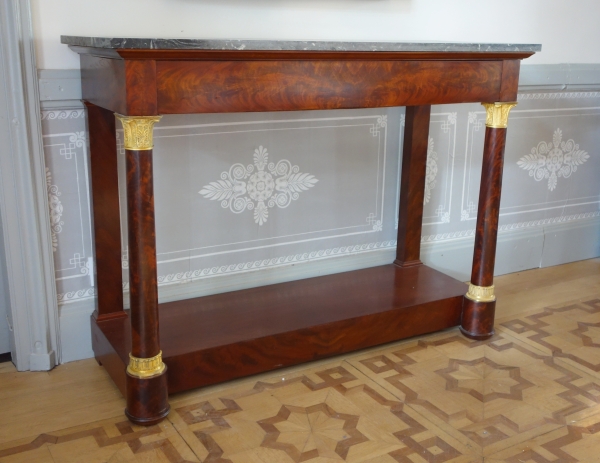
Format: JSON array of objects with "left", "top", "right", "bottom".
[{"left": 0, "top": 0, "right": 59, "bottom": 370}]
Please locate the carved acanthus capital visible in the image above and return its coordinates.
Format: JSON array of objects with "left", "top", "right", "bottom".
[
  {"left": 481, "top": 102, "right": 517, "bottom": 129},
  {"left": 115, "top": 114, "right": 162, "bottom": 150}
]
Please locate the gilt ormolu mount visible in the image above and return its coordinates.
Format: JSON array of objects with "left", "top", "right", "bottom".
[{"left": 62, "top": 36, "right": 541, "bottom": 425}]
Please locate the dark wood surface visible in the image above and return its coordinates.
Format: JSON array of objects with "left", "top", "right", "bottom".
[
  {"left": 125, "top": 60, "right": 158, "bottom": 116},
  {"left": 94, "top": 264, "right": 466, "bottom": 393},
  {"left": 156, "top": 60, "right": 504, "bottom": 114},
  {"left": 470, "top": 127, "right": 507, "bottom": 287},
  {"left": 81, "top": 56, "right": 158, "bottom": 116},
  {"left": 395, "top": 105, "right": 431, "bottom": 267},
  {"left": 78, "top": 52, "right": 526, "bottom": 115},
  {"left": 81, "top": 55, "right": 127, "bottom": 115},
  {"left": 84, "top": 103, "right": 125, "bottom": 321},
  {"left": 126, "top": 149, "right": 161, "bottom": 359},
  {"left": 461, "top": 299, "right": 497, "bottom": 340},
  {"left": 499, "top": 60, "right": 521, "bottom": 102},
  {"left": 91, "top": 317, "right": 127, "bottom": 395},
  {"left": 460, "top": 126, "right": 509, "bottom": 339},
  {"left": 125, "top": 369, "right": 170, "bottom": 426}
]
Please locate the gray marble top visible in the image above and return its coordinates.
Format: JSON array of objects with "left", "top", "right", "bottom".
[{"left": 61, "top": 36, "right": 541, "bottom": 53}]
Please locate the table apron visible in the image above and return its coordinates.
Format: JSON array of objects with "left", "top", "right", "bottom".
[
  {"left": 80, "top": 55, "right": 519, "bottom": 115},
  {"left": 156, "top": 59, "right": 505, "bottom": 114}
]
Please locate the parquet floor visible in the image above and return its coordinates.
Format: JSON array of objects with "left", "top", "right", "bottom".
[{"left": 1, "top": 258, "right": 600, "bottom": 462}]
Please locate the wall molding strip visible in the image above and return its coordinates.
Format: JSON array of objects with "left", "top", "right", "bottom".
[
  {"left": 38, "top": 64, "right": 600, "bottom": 109},
  {"left": 519, "top": 63, "right": 600, "bottom": 92}
]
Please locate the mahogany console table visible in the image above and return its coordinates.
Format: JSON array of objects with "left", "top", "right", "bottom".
[{"left": 62, "top": 36, "right": 540, "bottom": 425}]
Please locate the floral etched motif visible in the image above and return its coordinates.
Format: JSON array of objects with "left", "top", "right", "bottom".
[
  {"left": 199, "top": 146, "right": 318, "bottom": 225},
  {"left": 46, "top": 168, "right": 63, "bottom": 251},
  {"left": 517, "top": 129, "right": 589, "bottom": 191},
  {"left": 424, "top": 137, "right": 438, "bottom": 205}
]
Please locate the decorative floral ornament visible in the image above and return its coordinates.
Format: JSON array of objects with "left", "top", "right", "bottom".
[
  {"left": 46, "top": 168, "right": 63, "bottom": 251},
  {"left": 517, "top": 129, "right": 589, "bottom": 191},
  {"left": 199, "top": 146, "right": 318, "bottom": 225},
  {"left": 424, "top": 137, "right": 438, "bottom": 205}
]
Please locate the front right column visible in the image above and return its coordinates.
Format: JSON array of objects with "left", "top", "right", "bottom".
[{"left": 460, "top": 102, "right": 517, "bottom": 340}]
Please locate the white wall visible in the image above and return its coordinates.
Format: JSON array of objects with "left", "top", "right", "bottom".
[{"left": 32, "top": 0, "right": 600, "bottom": 69}]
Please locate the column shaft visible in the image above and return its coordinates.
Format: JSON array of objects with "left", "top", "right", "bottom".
[
  {"left": 471, "top": 127, "right": 506, "bottom": 287},
  {"left": 461, "top": 102, "right": 516, "bottom": 340},
  {"left": 126, "top": 148, "right": 160, "bottom": 359},
  {"left": 117, "top": 114, "right": 169, "bottom": 426}
]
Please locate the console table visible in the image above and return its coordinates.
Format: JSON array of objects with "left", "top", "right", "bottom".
[{"left": 62, "top": 36, "right": 540, "bottom": 426}]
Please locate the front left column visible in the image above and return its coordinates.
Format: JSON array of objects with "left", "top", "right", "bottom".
[
  {"left": 460, "top": 102, "right": 517, "bottom": 340},
  {"left": 116, "top": 114, "right": 169, "bottom": 425}
]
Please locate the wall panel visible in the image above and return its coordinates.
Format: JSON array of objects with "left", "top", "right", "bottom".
[{"left": 39, "top": 69, "right": 600, "bottom": 362}]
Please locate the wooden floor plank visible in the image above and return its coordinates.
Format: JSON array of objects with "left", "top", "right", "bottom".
[{"left": 0, "top": 258, "right": 598, "bottom": 460}]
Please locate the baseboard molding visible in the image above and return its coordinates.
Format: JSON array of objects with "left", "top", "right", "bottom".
[
  {"left": 424, "top": 217, "right": 600, "bottom": 281},
  {"left": 156, "top": 245, "right": 397, "bottom": 304},
  {"left": 58, "top": 217, "right": 600, "bottom": 364},
  {"left": 422, "top": 225, "right": 545, "bottom": 281},
  {"left": 59, "top": 300, "right": 95, "bottom": 363},
  {"left": 540, "top": 217, "right": 600, "bottom": 268},
  {"left": 29, "top": 351, "right": 57, "bottom": 371}
]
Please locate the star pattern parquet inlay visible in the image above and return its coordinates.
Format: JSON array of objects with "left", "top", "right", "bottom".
[
  {"left": 5, "top": 296, "right": 600, "bottom": 462},
  {"left": 258, "top": 403, "right": 368, "bottom": 461},
  {"left": 169, "top": 364, "right": 475, "bottom": 462},
  {"left": 436, "top": 357, "right": 534, "bottom": 403},
  {"left": 349, "top": 314, "right": 600, "bottom": 457}
]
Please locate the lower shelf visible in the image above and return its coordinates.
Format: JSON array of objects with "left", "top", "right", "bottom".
[{"left": 92, "top": 263, "right": 467, "bottom": 396}]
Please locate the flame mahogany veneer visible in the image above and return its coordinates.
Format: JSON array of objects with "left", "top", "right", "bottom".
[
  {"left": 77, "top": 50, "right": 524, "bottom": 116},
  {"left": 69, "top": 43, "right": 537, "bottom": 423},
  {"left": 93, "top": 264, "right": 466, "bottom": 395}
]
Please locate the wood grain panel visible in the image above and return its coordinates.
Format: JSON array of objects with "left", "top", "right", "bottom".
[
  {"left": 471, "top": 128, "right": 507, "bottom": 287},
  {"left": 395, "top": 105, "right": 431, "bottom": 267},
  {"left": 81, "top": 55, "right": 127, "bottom": 115},
  {"left": 124, "top": 60, "right": 158, "bottom": 115},
  {"left": 126, "top": 150, "right": 160, "bottom": 360},
  {"left": 157, "top": 60, "right": 503, "bottom": 113},
  {"left": 95, "top": 264, "right": 466, "bottom": 394},
  {"left": 91, "top": 317, "right": 127, "bottom": 396},
  {"left": 461, "top": 298, "right": 496, "bottom": 340},
  {"left": 84, "top": 102, "right": 125, "bottom": 321},
  {"left": 461, "top": 126, "right": 508, "bottom": 340},
  {"left": 499, "top": 60, "right": 520, "bottom": 102}
]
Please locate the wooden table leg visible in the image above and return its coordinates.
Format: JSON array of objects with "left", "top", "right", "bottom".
[
  {"left": 116, "top": 114, "right": 169, "bottom": 425},
  {"left": 395, "top": 105, "right": 431, "bottom": 268},
  {"left": 84, "top": 102, "right": 126, "bottom": 322},
  {"left": 461, "top": 102, "right": 517, "bottom": 340}
]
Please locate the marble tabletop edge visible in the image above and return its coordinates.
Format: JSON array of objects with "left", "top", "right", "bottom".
[{"left": 60, "top": 36, "right": 542, "bottom": 53}]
